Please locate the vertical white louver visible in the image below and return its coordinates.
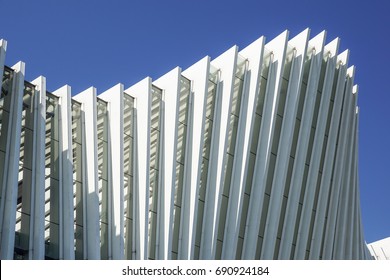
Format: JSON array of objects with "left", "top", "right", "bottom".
[{"left": 0, "top": 29, "right": 372, "bottom": 260}]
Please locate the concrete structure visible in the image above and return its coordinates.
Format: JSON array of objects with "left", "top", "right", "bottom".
[{"left": 0, "top": 29, "right": 372, "bottom": 260}]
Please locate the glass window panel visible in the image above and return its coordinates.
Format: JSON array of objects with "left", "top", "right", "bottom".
[
  {"left": 277, "top": 78, "right": 289, "bottom": 117},
  {"left": 46, "top": 139, "right": 60, "bottom": 181},
  {"left": 71, "top": 101, "right": 82, "bottom": 144},
  {"left": 305, "top": 126, "right": 316, "bottom": 166},
  {"left": 74, "top": 224, "right": 84, "bottom": 260},
  {"left": 296, "top": 83, "right": 308, "bottom": 121},
  {"left": 174, "top": 163, "right": 184, "bottom": 206},
  {"left": 198, "top": 159, "right": 208, "bottom": 201},
  {"left": 244, "top": 153, "right": 256, "bottom": 195},
  {"left": 230, "top": 76, "right": 244, "bottom": 117},
  {"left": 176, "top": 123, "right": 187, "bottom": 164},
  {"left": 22, "top": 84, "right": 35, "bottom": 130},
  {"left": 226, "top": 115, "right": 239, "bottom": 156},
  {"left": 282, "top": 52, "right": 294, "bottom": 79},
  {"left": 202, "top": 118, "right": 213, "bottom": 160},
  {"left": 222, "top": 153, "right": 234, "bottom": 197},
  {"left": 256, "top": 76, "right": 268, "bottom": 116},
  {"left": 171, "top": 205, "right": 181, "bottom": 255},
  {"left": 217, "top": 195, "right": 228, "bottom": 241},
  {"left": 290, "top": 119, "right": 301, "bottom": 158},
  {"left": 250, "top": 113, "right": 262, "bottom": 154},
  {"left": 178, "top": 77, "right": 190, "bottom": 124},
  {"left": 71, "top": 100, "right": 84, "bottom": 259},
  {"left": 0, "top": 110, "right": 9, "bottom": 151},
  {"left": 0, "top": 150, "right": 5, "bottom": 193},
  {"left": 194, "top": 200, "right": 204, "bottom": 246},
  {"left": 1, "top": 68, "right": 13, "bottom": 109},
  {"left": 123, "top": 93, "right": 134, "bottom": 137},
  {"left": 312, "top": 89, "right": 322, "bottom": 130},
  {"left": 72, "top": 142, "right": 83, "bottom": 182},
  {"left": 150, "top": 86, "right": 162, "bottom": 131},
  {"left": 100, "top": 222, "right": 109, "bottom": 259},
  {"left": 97, "top": 98, "right": 108, "bottom": 141},
  {"left": 285, "top": 156, "right": 295, "bottom": 196},
  {"left": 239, "top": 193, "right": 250, "bottom": 239},
  {"left": 265, "top": 153, "right": 277, "bottom": 195},
  {"left": 123, "top": 93, "right": 135, "bottom": 259},
  {"left": 271, "top": 114, "right": 283, "bottom": 155},
  {"left": 123, "top": 135, "right": 133, "bottom": 176},
  {"left": 21, "top": 128, "right": 33, "bottom": 170},
  {"left": 205, "top": 82, "right": 217, "bottom": 120},
  {"left": 149, "top": 170, "right": 159, "bottom": 213}
]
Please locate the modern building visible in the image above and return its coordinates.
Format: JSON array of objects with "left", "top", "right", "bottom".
[
  {"left": 0, "top": 29, "right": 372, "bottom": 260},
  {"left": 368, "top": 237, "right": 390, "bottom": 260}
]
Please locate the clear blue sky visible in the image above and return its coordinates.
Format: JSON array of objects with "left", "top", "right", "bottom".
[{"left": 1, "top": 0, "right": 389, "bottom": 243}]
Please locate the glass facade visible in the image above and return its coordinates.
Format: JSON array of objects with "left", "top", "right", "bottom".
[
  {"left": 0, "top": 67, "right": 13, "bottom": 201},
  {"left": 44, "top": 92, "right": 60, "bottom": 259},
  {"left": 215, "top": 56, "right": 247, "bottom": 259},
  {"left": 171, "top": 76, "right": 191, "bottom": 259},
  {"left": 71, "top": 100, "right": 84, "bottom": 259},
  {"left": 123, "top": 93, "right": 135, "bottom": 259},
  {"left": 147, "top": 86, "right": 162, "bottom": 260},
  {"left": 236, "top": 55, "right": 271, "bottom": 259},
  {"left": 193, "top": 67, "right": 219, "bottom": 259},
  {"left": 14, "top": 82, "right": 35, "bottom": 259}
]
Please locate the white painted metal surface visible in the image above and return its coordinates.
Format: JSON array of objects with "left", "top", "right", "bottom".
[
  {"left": 73, "top": 88, "right": 100, "bottom": 259},
  {"left": 0, "top": 62, "right": 25, "bottom": 259},
  {"left": 52, "top": 85, "right": 75, "bottom": 260},
  {"left": 0, "top": 29, "right": 371, "bottom": 259}
]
